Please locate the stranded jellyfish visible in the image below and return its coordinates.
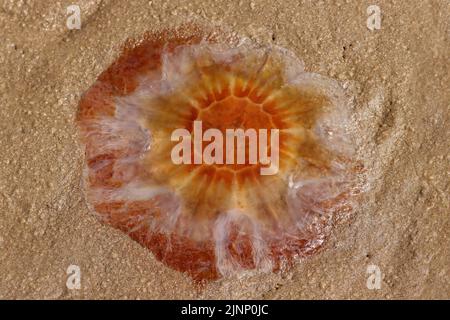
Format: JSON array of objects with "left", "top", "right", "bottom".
[{"left": 77, "top": 27, "right": 362, "bottom": 281}]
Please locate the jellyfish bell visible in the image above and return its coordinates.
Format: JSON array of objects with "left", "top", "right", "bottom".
[{"left": 77, "top": 27, "right": 362, "bottom": 281}]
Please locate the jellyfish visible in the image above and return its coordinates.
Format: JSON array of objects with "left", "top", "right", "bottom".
[{"left": 76, "top": 26, "right": 362, "bottom": 281}]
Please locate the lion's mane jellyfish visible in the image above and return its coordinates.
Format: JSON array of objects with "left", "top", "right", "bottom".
[{"left": 77, "top": 27, "right": 362, "bottom": 281}]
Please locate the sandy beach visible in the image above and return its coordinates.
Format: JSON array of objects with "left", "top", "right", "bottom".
[{"left": 0, "top": 0, "right": 448, "bottom": 299}]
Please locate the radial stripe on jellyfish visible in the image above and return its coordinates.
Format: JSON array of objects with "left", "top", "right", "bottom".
[{"left": 77, "top": 27, "right": 362, "bottom": 281}]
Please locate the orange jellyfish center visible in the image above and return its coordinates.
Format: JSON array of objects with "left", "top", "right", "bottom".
[
  {"left": 195, "top": 89, "right": 277, "bottom": 172},
  {"left": 200, "top": 96, "right": 274, "bottom": 138}
]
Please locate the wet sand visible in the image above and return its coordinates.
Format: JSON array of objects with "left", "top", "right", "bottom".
[{"left": 0, "top": 0, "right": 448, "bottom": 299}]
